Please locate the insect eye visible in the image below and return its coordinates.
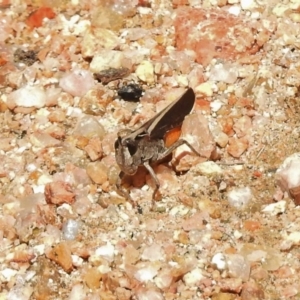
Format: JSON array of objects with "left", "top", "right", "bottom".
[{"left": 127, "top": 143, "right": 137, "bottom": 155}]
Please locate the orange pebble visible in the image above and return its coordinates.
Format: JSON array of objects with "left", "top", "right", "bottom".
[
  {"left": 252, "top": 170, "right": 262, "bottom": 178},
  {"left": 26, "top": 7, "right": 56, "bottom": 29},
  {"left": 243, "top": 220, "right": 261, "bottom": 231},
  {"left": 196, "top": 98, "right": 211, "bottom": 113}
]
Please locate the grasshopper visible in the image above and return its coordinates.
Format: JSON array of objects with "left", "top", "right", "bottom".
[{"left": 114, "top": 88, "right": 199, "bottom": 206}]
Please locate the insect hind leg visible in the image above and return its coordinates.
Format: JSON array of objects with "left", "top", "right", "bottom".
[
  {"left": 143, "top": 161, "right": 161, "bottom": 209},
  {"left": 157, "top": 139, "right": 200, "bottom": 161}
]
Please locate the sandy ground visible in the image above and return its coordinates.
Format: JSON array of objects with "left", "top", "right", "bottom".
[{"left": 1, "top": 0, "right": 300, "bottom": 299}]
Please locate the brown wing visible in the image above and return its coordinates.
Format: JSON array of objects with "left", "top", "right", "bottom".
[{"left": 148, "top": 88, "right": 195, "bottom": 139}]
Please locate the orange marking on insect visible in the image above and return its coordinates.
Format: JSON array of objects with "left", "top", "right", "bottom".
[{"left": 164, "top": 126, "right": 182, "bottom": 148}]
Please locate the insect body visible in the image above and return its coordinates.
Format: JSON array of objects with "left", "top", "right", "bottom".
[{"left": 114, "top": 88, "right": 199, "bottom": 205}]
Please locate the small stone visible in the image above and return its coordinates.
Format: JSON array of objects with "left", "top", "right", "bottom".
[
  {"left": 211, "top": 253, "right": 227, "bottom": 270},
  {"left": 73, "top": 116, "right": 105, "bottom": 139},
  {"left": 68, "top": 284, "right": 87, "bottom": 300},
  {"left": 84, "top": 137, "right": 103, "bottom": 161},
  {"left": 91, "top": 6, "right": 125, "bottom": 30},
  {"left": 261, "top": 200, "right": 286, "bottom": 215},
  {"left": 240, "top": 0, "right": 257, "bottom": 10},
  {"left": 174, "top": 7, "right": 272, "bottom": 65},
  {"left": 12, "top": 244, "right": 35, "bottom": 263},
  {"left": 26, "top": 7, "right": 56, "bottom": 29},
  {"left": 243, "top": 220, "right": 261, "bottom": 231},
  {"left": 135, "top": 60, "right": 155, "bottom": 83},
  {"left": 233, "top": 116, "right": 252, "bottom": 138},
  {"left": 8, "top": 85, "right": 47, "bottom": 109},
  {"left": 44, "top": 181, "right": 76, "bottom": 205},
  {"left": 1, "top": 268, "right": 17, "bottom": 281},
  {"left": 95, "top": 242, "right": 115, "bottom": 262},
  {"left": 90, "top": 50, "right": 124, "bottom": 73},
  {"left": 272, "top": 4, "right": 289, "bottom": 17},
  {"left": 155, "top": 269, "right": 173, "bottom": 289},
  {"left": 48, "top": 108, "right": 66, "bottom": 123},
  {"left": 62, "top": 219, "right": 80, "bottom": 240},
  {"left": 218, "top": 278, "right": 243, "bottom": 294},
  {"left": 83, "top": 268, "right": 102, "bottom": 289},
  {"left": 210, "top": 99, "right": 223, "bottom": 112},
  {"left": 195, "top": 82, "right": 214, "bottom": 96},
  {"left": 215, "top": 132, "right": 229, "bottom": 148},
  {"left": 227, "top": 187, "right": 252, "bottom": 209},
  {"left": 241, "top": 281, "right": 265, "bottom": 300},
  {"left": 276, "top": 153, "right": 300, "bottom": 205},
  {"left": 141, "top": 243, "right": 164, "bottom": 261},
  {"left": 134, "top": 265, "right": 158, "bottom": 282},
  {"left": 209, "top": 63, "right": 238, "bottom": 84},
  {"left": 227, "top": 137, "right": 248, "bottom": 158},
  {"left": 45, "top": 125, "right": 65, "bottom": 140},
  {"left": 289, "top": 186, "right": 300, "bottom": 205},
  {"left": 59, "top": 69, "right": 95, "bottom": 97},
  {"left": 193, "top": 161, "right": 223, "bottom": 175},
  {"left": 86, "top": 161, "right": 108, "bottom": 184},
  {"left": 226, "top": 254, "right": 250, "bottom": 281},
  {"left": 173, "top": 111, "right": 215, "bottom": 171},
  {"left": 228, "top": 5, "right": 241, "bottom": 16},
  {"left": 183, "top": 268, "right": 203, "bottom": 286},
  {"left": 182, "top": 212, "right": 206, "bottom": 231},
  {"left": 46, "top": 242, "right": 73, "bottom": 273}
]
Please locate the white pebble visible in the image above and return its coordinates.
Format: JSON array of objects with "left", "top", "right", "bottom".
[
  {"left": 37, "top": 174, "right": 52, "bottom": 185},
  {"left": 227, "top": 187, "right": 252, "bottom": 209},
  {"left": 72, "top": 255, "right": 83, "bottom": 267},
  {"left": 95, "top": 242, "right": 115, "bottom": 262},
  {"left": 228, "top": 5, "right": 241, "bottom": 16},
  {"left": 141, "top": 243, "right": 164, "bottom": 261},
  {"left": 261, "top": 200, "right": 286, "bottom": 215},
  {"left": 26, "top": 163, "right": 37, "bottom": 172},
  {"left": 287, "top": 232, "right": 300, "bottom": 243},
  {"left": 59, "top": 69, "right": 94, "bottom": 97},
  {"left": 9, "top": 85, "right": 46, "bottom": 108},
  {"left": 194, "top": 161, "right": 223, "bottom": 175},
  {"left": 276, "top": 153, "right": 300, "bottom": 191},
  {"left": 210, "top": 99, "right": 223, "bottom": 112},
  {"left": 134, "top": 266, "right": 158, "bottom": 282},
  {"left": 73, "top": 116, "right": 105, "bottom": 139},
  {"left": 183, "top": 268, "right": 203, "bottom": 285},
  {"left": 63, "top": 219, "right": 80, "bottom": 240},
  {"left": 241, "top": 0, "right": 256, "bottom": 10},
  {"left": 1, "top": 268, "right": 17, "bottom": 281},
  {"left": 211, "top": 253, "right": 227, "bottom": 270},
  {"left": 68, "top": 284, "right": 86, "bottom": 300},
  {"left": 209, "top": 63, "right": 238, "bottom": 84}
]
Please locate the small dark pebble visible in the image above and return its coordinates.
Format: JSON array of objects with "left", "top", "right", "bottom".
[
  {"left": 14, "top": 48, "right": 38, "bottom": 66},
  {"left": 94, "top": 67, "right": 130, "bottom": 84},
  {"left": 117, "top": 84, "right": 143, "bottom": 101},
  {"left": 137, "top": 205, "right": 143, "bottom": 214}
]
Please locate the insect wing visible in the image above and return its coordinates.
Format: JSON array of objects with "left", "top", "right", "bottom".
[
  {"left": 148, "top": 88, "right": 195, "bottom": 139},
  {"left": 117, "top": 88, "right": 195, "bottom": 142}
]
